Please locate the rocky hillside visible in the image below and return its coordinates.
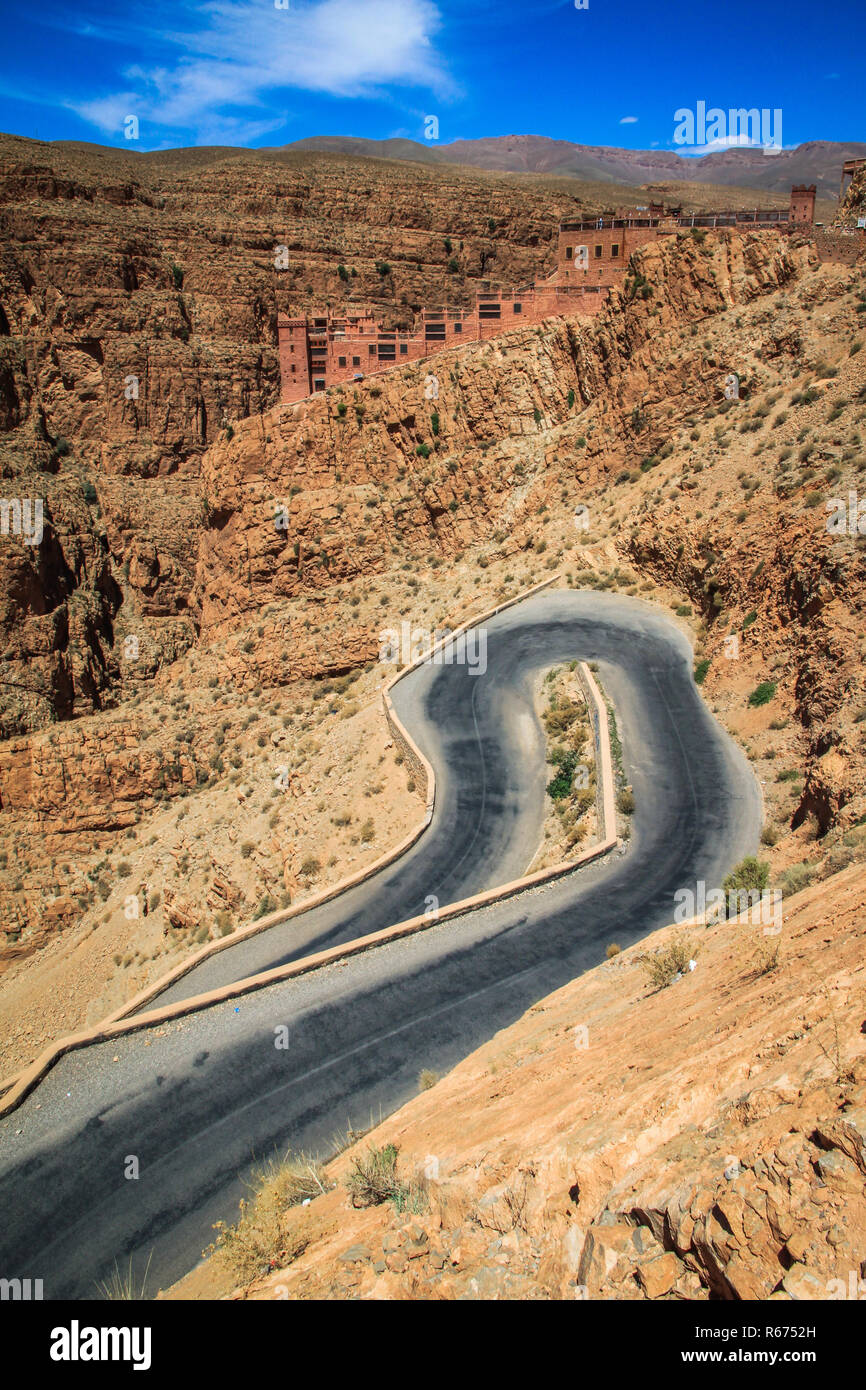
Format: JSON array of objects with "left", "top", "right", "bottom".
[
  {"left": 0, "top": 136, "right": 584, "bottom": 737},
  {"left": 2, "top": 164, "right": 865, "bottom": 1097},
  {"left": 838, "top": 162, "right": 866, "bottom": 222},
  {"left": 194, "top": 229, "right": 815, "bottom": 638},
  {"left": 0, "top": 135, "right": 838, "bottom": 741}
]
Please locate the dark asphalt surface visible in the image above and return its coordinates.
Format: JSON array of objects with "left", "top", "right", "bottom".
[{"left": 0, "top": 592, "right": 762, "bottom": 1299}]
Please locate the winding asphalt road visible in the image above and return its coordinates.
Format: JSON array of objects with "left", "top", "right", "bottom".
[{"left": 0, "top": 591, "right": 761, "bottom": 1299}]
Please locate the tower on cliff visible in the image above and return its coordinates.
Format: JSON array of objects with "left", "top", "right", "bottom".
[{"left": 789, "top": 185, "right": 816, "bottom": 225}]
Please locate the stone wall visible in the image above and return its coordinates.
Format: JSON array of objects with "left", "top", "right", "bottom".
[{"left": 813, "top": 227, "right": 866, "bottom": 267}]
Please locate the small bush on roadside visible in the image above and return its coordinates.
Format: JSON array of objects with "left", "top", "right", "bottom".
[
  {"left": 640, "top": 934, "right": 696, "bottom": 990},
  {"left": 346, "top": 1143, "right": 414, "bottom": 1210},
  {"left": 722, "top": 856, "right": 769, "bottom": 916},
  {"left": 206, "top": 1152, "right": 326, "bottom": 1282}
]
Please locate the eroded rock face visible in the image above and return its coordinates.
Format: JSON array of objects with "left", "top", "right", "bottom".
[
  {"left": 0, "top": 131, "right": 820, "bottom": 741},
  {"left": 0, "top": 466, "right": 121, "bottom": 737},
  {"left": 624, "top": 468, "right": 866, "bottom": 833},
  {"left": 837, "top": 163, "right": 866, "bottom": 222},
  {"left": 0, "top": 137, "right": 578, "bottom": 733},
  {"left": 195, "top": 230, "right": 814, "bottom": 639}
]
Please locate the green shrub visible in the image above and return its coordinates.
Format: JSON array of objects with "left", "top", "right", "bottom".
[
  {"left": 748, "top": 681, "right": 777, "bottom": 707},
  {"left": 547, "top": 749, "right": 578, "bottom": 800},
  {"left": 346, "top": 1143, "right": 402, "bottom": 1207},
  {"left": 722, "top": 856, "right": 769, "bottom": 916},
  {"left": 694, "top": 658, "right": 711, "bottom": 685}
]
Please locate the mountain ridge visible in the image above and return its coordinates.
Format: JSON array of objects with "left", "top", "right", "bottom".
[{"left": 279, "top": 134, "right": 866, "bottom": 195}]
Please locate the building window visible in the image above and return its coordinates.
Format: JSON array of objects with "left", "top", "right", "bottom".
[
  {"left": 565, "top": 246, "right": 573, "bottom": 260},
  {"left": 611, "top": 243, "right": 619, "bottom": 258},
  {"left": 400, "top": 343, "right": 408, "bottom": 354},
  {"left": 338, "top": 356, "right": 347, "bottom": 367},
  {"left": 454, "top": 323, "right": 462, "bottom": 332},
  {"left": 352, "top": 356, "right": 360, "bottom": 366},
  {"left": 513, "top": 302, "right": 522, "bottom": 313},
  {"left": 594, "top": 244, "right": 603, "bottom": 258},
  {"left": 369, "top": 345, "right": 376, "bottom": 354}
]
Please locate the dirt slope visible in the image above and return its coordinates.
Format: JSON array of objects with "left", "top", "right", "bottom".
[{"left": 167, "top": 862, "right": 866, "bottom": 1301}]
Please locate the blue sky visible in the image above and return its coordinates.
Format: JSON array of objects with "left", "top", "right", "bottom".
[{"left": 0, "top": 0, "right": 862, "bottom": 154}]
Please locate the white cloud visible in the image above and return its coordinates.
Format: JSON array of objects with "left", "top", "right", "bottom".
[
  {"left": 619, "top": 115, "right": 638, "bottom": 124},
  {"left": 70, "top": 0, "right": 453, "bottom": 142}
]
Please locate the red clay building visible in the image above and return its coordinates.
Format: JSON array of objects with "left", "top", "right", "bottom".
[
  {"left": 278, "top": 185, "right": 816, "bottom": 404},
  {"left": 277, "top": 283, "right": 607, "bottom": 403}
]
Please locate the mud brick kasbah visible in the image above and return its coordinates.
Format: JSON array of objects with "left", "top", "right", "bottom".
[{"left": 278, "top": 182, "right": 827, "bottom": 404}]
